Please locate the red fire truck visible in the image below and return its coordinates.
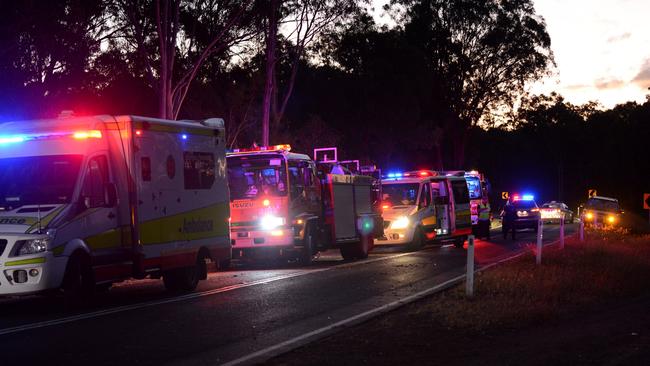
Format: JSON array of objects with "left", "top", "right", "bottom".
[{"left": 227, "top": 145, "right": 378, "bottom": 264}]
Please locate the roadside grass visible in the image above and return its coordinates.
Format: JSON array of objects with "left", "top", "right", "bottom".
[{"left": 412, "top": 230, "right": 650, "bottom": 332}]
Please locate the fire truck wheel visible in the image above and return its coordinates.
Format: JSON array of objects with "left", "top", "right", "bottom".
[
  {"left": 163, "top": 256, "right": 203, "bottom": 292},
  {"left": 61, "top": 251, "right": 94, "bottom": 298},
  {"left": 301, "top": 225, "right": 316, "bottom": 265}
]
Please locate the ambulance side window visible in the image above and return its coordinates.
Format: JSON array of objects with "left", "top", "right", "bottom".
[
  {"left": 183, "top": 152, "right": 215, "bottom": 190},
  {"left": 419, "top": 182, "right": 431, "bottom": 208},
  {"left": 82, "top": 156, "right": 109, "bottom": 208},
  {"left": 451, "top": 180, "right": 470, "bottom": 204}
]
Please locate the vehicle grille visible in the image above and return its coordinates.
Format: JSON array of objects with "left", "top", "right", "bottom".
[{"left": 0, "top": 239, "right": 7, "bottom": 256}]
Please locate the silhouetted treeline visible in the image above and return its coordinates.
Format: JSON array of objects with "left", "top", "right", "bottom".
[{"left": 0, "top": 0, "right": 648, "bottom": 212}]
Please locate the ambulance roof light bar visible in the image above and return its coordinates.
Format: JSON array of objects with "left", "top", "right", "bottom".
[
  {"left": 0, "top": 130, "right": 103, "bottom": 145},
  {"left": 231, "top": 144, "right": 292, "bottom": 153}
]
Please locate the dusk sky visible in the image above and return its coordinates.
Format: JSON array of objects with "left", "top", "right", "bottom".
[{"left": 372, "top": 0, "right": 650, "bottom": 108}]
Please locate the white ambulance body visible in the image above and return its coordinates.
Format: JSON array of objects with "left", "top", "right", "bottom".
[
  {"left": 377, "top": 170, "right": 472, "bottom": 250},
  {"left": 0, "top": 115, "right": 230, "bottom": 296}
]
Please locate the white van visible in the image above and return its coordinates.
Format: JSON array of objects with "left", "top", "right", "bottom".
[{"left": 0, "top": 114, "right": 230, "bottom": 296}]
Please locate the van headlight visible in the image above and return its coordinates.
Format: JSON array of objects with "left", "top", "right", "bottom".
[
  {"left": 15, "top": 238, "right": 51, "bottom": 256},
  {"left": 260, "top": 215, "right": 285, "bottom": 230},
  {"left": 390, "top": 216, "right": 410, "bottom": 229}
]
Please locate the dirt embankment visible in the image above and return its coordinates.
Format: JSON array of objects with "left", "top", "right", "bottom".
[{"left": 266, "top": 231, "right": 650, "bottom": 365}]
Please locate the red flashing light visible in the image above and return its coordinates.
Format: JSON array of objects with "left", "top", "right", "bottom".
[
  {"left": 512, "top": 195, "right": 521, "bottom": 201},
  {"left": 419, "top": 171, "right": 430, "bottom": 176}
]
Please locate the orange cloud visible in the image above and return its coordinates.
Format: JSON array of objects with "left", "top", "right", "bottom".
[{"left": 632, "top": 59, "right": 650, "bottom": 89}]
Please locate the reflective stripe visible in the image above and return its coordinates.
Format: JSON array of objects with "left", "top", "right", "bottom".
[{"left": 5, "top": 257, "right": 46, "bottom": 266}]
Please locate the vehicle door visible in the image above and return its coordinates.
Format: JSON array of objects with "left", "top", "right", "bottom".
[
  {"left": 432, "top": 179, "right": 451, "bottom": 235},
  {"left": 450, "top": 179, "right": 472, "bottom": 234},
  {"left": 418, "top": 181, "right": 435, "bottom": 235},
  {"left": 78, "top": 154, "right": 122, "bottom": 265}
]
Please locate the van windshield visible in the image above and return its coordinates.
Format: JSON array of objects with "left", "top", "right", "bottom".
[
  {"left": 0, "top": 155, "right": 83, "bottom": 209},
  {"left": 585, "top": 198, "right": 620, "bottom": 212},
  {"left": 381, "top": 183, "right": 419, "bottom": 206},
  {"left": 227, "top": 155, "right": 288, "bottom": 200}
]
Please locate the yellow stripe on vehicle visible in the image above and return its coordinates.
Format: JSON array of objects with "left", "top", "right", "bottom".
[
  {"left": 26, "top": 206, "right": 66, "bottom": 234},
  {"left": 139, "top": 202, "right": 230, "bottom": 245},
  {"left": 5, "top": 257, "right": 46, "bottom": 266},
  {"left": 86, "top": 227, "right": 130, "bottom": 250}
]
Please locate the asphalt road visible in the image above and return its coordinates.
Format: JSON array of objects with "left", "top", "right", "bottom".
[{"left": 0, "top": 223, "right": 576, "bottom": 366}]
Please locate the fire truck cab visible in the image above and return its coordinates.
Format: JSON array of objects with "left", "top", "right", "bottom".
[
  {"left": 377, "top": 170, "right": 472, "bottom": 250},
  {"left": 227, "top": 145, "right": 377, "bottom": 264}
]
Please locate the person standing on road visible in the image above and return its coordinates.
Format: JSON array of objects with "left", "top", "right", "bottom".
[
  {"left": 502, "top": 203, "right": 517, "bottom": 240},
  {"left": 478, "top": 198, "right": 491, "bottom": 240}
]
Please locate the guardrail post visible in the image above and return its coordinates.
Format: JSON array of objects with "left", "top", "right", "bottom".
[
  {"left": 560, "top": 212, "right": 564, "bottom": 249},
  {"left": 536, "top": 219, "right": 543, "bottom": 265},
  {"left": 466, "top": 235, "right": 475, "bottom": 298},
  {"left": 579, "top": 219, "right": 585, "bottom": 242}
]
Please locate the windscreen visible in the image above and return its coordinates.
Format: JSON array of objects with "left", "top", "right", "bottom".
[
  {"left": 227, "top": 155, "right": 288, "bottom": 200},
  {"left": 381, "top": 183, "right": 419, "bottom": 206},
  {"left": 0, "top": 155, "right": 83, "bottom": 208},
  {"left": 465, "top": 176, "right": 482, "bottom": 199},
  {"left": 586, "top": 198, "right": 620, "bottom": 212}
]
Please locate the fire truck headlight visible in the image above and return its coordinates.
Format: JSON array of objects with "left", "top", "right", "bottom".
[
  {"left": 261, "top": 215, "right": 285, "bottom": 230},
  {"left": 390, "top": 216, "right": 410, "bottom": 230},
  {"left": 607, "top": 215, "right": 616, "bottom": 224},
  {"left": 16, "top": 237, "right": 51, "bottom": 256}
]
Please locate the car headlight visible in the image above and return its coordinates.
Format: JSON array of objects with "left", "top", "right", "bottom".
[
  {"left": 16, "top": 237, "right": 51, "bottom": 256},
  {"left": 260, "top": 215, "right": 285, "bottom": 230},
  {"left": 516, "top": 210, "right": 529, "bottom": 217},
  {"left": 607, "top": 215, "right": 616, "bottom": 224},
  {"left": 390, "top": 216, "right": 410, "bottom": 229}
]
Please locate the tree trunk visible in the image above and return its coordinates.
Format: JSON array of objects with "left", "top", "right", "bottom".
[{"left": 261, "top": 0, "right": 278, "bottom": 146}]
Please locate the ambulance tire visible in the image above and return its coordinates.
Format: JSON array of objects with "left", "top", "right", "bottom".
[
  {"left": 405, "top": 227, "right": 424, "bottom": 252},
  {"left": 300, "top": 225, "right": 316, "bottom": 265},
  {"left": 61, "top": 251, "right": 94, "bottom": 299},
  {"left": 163, "top": 256, "right": 203, "bottom": 292}
]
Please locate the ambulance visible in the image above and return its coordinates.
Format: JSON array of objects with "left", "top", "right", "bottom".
[
  {"left": 377, "top": 170, "right": 472, "bottom": 250},
  {"left": 0, "top": 114, "right": 230, "bottom": 296},
  {"left": 444, "top": 170, "right": 490, "bottom": 226},
  {"left": 227, "top": 145, "right": 377, "bottom": 263}
]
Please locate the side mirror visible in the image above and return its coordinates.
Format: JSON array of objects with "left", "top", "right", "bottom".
[{"left": 104, "top": 183, "right": 118, "bottom": 207}]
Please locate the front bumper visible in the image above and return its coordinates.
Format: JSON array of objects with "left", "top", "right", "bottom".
[
  {"left": 374, "top": 227, "right": 414, "bottom": 246},
  {"left": 230, "top": 228, "right": 294, "bottom": 249},
  {"left": 0, "top": 252, "right": 68, "bottom": 296}
]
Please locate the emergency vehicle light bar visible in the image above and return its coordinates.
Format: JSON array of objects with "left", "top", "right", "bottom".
[
  {"left": 0, "top": 130, "right": 103, "bottom": 144},
  {"left": 231, "top": 144, "right": 291, "bottom": 153},
  {"left": 512, "top": 194, "right": 534, "bottom": 201}
]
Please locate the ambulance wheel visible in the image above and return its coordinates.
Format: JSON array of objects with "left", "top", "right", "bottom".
[
  {"left": 405, "top": 227, "right": 424, "bottom": 252},
  {"left": 300, "top": 225, "right": 316, "bottom": 265},
  {"left": 61, "top": 251, "right": 95, "bottom": 298},
  {"left": 163, "top": 256, "right": 203, "bottom": 292}
]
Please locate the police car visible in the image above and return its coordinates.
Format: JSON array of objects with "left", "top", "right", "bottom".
[{"left": 501, "top": 194, "right": 540, "bottom": 238}]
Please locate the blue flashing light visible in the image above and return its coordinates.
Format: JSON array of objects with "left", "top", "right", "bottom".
[
  {"left": 386, "top": 172, "right": 403, "bottom": 179},
  {"left": 181, "top": 134, "right": 188, "bottom": 140},
  {"left": 0, "top": 136, "right": 25, "bottom": 145},
  {"left": 522, "top": 194, "right": 535, "bottom": 201}
]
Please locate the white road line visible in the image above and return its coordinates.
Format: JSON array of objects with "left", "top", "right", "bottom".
[
  {"left": 221, "top": 232, "right": 575, "bottom": 366},
  {"left": 219, "top": 274, "right": 467, "bottom": 366},
  {"left": 0, "top": 251, "right": 417, "bottom": 336}
]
